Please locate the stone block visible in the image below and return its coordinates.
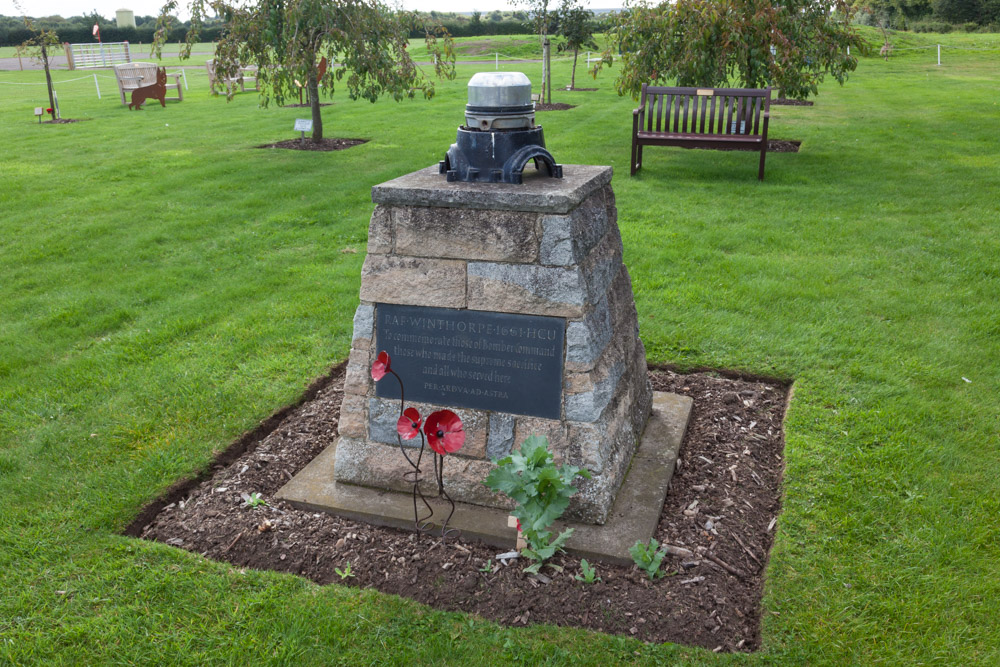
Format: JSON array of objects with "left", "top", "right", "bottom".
[
  {"left": 352, "top": 303, "right": 375, "bottom": 345},
  {"left": 367, "top": 397, "right": 488, "bottom": 460},
  {"left": 337, "top": 394, "right": 368, "bottom": 439},
  {"left": 486, "top": 412, "right": 516, "bottom": 461},
  {"left": 359, "top": 255, "right": 467, "bottom": 308},
  {"left": 343, "top": 347, "right": 373, "bottom": 397},
  {"left": 334, "top": 437, "right": 511, "bottom": 509},
  {"left": 580, "top": 223, "right": 624, "bottom": 304},
  {"left": 564, "top": 360, "right": 625, "bottom": 423},
  {"left": 539, "top": 190, "right": 610, "bottom": 267},
  {"left": 467, "top": 262, "right": 585, "bottom": 318},
  {"left": 367, "top": 205, "right": 394, "bottom": 255},
  {"left": 395, "top": 207, "right": 539, "bottom": 263},
  {"left": 371, "top": 164, "right": 613, "bottom": 215},
  {"left": 565, "top": 296, "right": 613, "bottom": 369},
  {"left": 513, "top": 417, "right": 570, "bottom": 463}
]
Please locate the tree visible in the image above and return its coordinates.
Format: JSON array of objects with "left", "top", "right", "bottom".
[
  {"left": 155, "top": 0, "right": 454, "bottom": 143},
  {"left": 519, "top": 0, "right": 556, "bottom": 102},
  {"left": 599, "top": 0, "right": 866, "bottom": 101},
  {"left": 556, "top": 1, "right": 598, "bottom": 90},
  {"left": 14, "top": 4, "right": 59, "bottom": 121}
]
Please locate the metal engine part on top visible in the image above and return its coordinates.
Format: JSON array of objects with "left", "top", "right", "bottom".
[
  {"left": 440, "top": 72, "right": 562, "bottom": 185},
  {"left": 464, "top": 71, "right": 535, "bottom": 131}
]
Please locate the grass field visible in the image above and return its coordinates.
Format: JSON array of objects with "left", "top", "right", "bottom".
[{"left": 2, "top": 32, "right": 1000, "bottom": 665}]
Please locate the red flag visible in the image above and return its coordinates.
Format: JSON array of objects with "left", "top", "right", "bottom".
[{"left": 92, "top": 24, "right": 101, "bottom": 42}]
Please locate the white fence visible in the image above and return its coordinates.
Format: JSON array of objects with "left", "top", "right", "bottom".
[{"left": 67, "top": 42, "right": 132, "bottom": 70}]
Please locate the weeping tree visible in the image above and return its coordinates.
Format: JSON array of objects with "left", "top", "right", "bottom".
[
  {"left": 155, "top": 0, "right": 455, "bottom": 142},
  {"left": 556, "top": 0, "right": 598, "bottom": 91},
  {"left": 599, "top": 0, "right": 866, "bottom": 101}
]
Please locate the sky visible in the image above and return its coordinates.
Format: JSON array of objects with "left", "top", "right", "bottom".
[{"left": 3, "top": 0, "right": 624, "bottom": 21}]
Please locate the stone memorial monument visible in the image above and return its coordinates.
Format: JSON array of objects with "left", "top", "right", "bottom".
[{"left": 278, "top": 74, "right": 691, "bottom": 560}]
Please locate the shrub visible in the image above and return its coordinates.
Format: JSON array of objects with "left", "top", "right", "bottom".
[{"left": 912, "top": 20, "right": 954, "bottom": 33}]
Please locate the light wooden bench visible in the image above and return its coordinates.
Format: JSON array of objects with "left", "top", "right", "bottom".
[
  {"left": 206, "top": 59, "right": 258, "bottom": 94},
  {"left": 631, "top": 85, "right": 771, "bottom": 180},
  {"left": 114, "top": 62, "right": 183, "bottom": 106}
]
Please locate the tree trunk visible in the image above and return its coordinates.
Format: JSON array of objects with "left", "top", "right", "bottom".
[
  {"left": 571, "top": 47, "right": 578, "bottom": 90},
  {"left": 41, "top": 42, "right": 56, "bottom": 120},
  {"left": 307, "top": 55, "right": 322, "bottom": 142}
]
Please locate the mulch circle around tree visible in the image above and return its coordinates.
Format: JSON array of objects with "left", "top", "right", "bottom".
[
  {"left": 41, "top": 118, "right": 88, "bottom": 124},
  {"left": 281, "top": 103, "right": 333, "bottom": 108},
  {"left": 767, "top": 140, "right": 801, "bottom": 153},
  {"left": 256, "top": 138, "right": 367, "bottom": 152},
  {"left": 128, "top": 363, "right": 789, "bottom": 653},
  {"left": 535, "top": 103, "right": 576, "bottom": 111},
  {"left": 564, "top": 87, "right": 598, "bottom": 92},
  {"left": 772, "top": 98, "right": 814, "bottom": 106}
]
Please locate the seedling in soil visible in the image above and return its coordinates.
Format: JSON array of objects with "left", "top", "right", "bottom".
[
  {"left": 241, "top": 492, "right": 267, "bottom": 508},
  {"left": 335, "top": 563, "right": 355, "bottom": 579},
  {"left": 479, "top": 559, "right": 497, "bottom": 574},
  {"left": 630, "top": 538, "right": 666, "bottom": 580},
  {"left": 575, "top": 559, "right": 601, "bottom": 583}
]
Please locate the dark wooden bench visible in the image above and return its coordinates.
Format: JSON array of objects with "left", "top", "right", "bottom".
[{"left": 631, "top": 85, "right": 772, "bottom": 180}]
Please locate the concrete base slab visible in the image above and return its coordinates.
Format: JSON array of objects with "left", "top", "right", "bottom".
[{"left": 276, "top": 391, "right": 691, "bottom": 566}]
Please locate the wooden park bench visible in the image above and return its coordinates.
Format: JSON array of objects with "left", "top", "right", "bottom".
[
  {"left": 631, "top": 85, "right": 772, "bottom": 180},
  {"left": 205, "top": 59, "right": 259, "bottom": 94},
  {"left": 114, "top": 62, "right": 183, "bottom": 106}
]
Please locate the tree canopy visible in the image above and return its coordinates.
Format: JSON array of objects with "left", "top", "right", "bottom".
[
  {"left": 155, "top": 0, "right": 454, "bottom": 142},
  {"left": 600, "top": 0, "right": 866, "bottom": 101}
]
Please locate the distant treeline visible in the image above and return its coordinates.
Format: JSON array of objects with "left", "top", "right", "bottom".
[{"left": 1, "top": 10, "right": 608, "bottom": 48}]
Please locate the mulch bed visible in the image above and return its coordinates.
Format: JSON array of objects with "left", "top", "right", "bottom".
[
  {"left": 564, "top": 87, "right": 598, "bottom": 92},
  {"left": 772, "top": 98, "right": 814, "bottom": 106},
  {"left": 41, "top": 118, "right": 88, "bottom": 124},
  {"left": 281, "top": 103, "right": 333, "bottom": 108},
  {"left": 256, "top": 138, "right": 367, "bottom": 152},
  {"left": 535, "top": 103, "right": 576, "bottom": 111},
  {"left": 767, "top": 139, "right": 800, "bottom": 153},
  {"left": 127, "top": 363, "right": 789, "bottom": 653}
]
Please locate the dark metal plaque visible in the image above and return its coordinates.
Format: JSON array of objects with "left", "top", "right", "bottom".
[{"left": 375, "top": 304, "right": 564, "bottom": 419}]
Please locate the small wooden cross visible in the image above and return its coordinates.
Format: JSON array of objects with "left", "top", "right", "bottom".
[{"left": 508, "top": 515, "right": 527, "bottom": 551}]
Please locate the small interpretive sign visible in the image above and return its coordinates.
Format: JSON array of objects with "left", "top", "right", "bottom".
[
  {"left": 293, "top": 118, "right": 312, "bottom": 132},
  {"left": 375, "top": 304, "right": 565, "bottom": 419}
]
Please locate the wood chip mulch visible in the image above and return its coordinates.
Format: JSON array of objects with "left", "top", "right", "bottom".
[
  {"left": 127, "top": 363, "right": 789, "bottom": 653},
  {"left": 535, "top": 103, "right": 576, "bottom": 111},
  {"left": 772, "top": 98, "right": 814, "bottom": 106},
  {"left": 256, "top": 138, "right": 367, "bottom": 152}
]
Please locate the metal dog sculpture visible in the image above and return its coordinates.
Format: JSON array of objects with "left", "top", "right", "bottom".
[{"left": 129, "top": 67, "right": 167, "bottom": 110}]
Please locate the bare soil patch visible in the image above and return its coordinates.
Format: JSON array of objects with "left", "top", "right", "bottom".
[
  {"left": 281, "top": 103, "right": 332, "bottom": 108},
  {"left": 535, "top": 103, "right": 576, "bottom": 111},
  {"left": 41, "top": 118, "right": 88, "bottom": 124},
  {"left": 128, "top": 363, "right": 788, "bottom": 653},
  {"left": 772, "top": 98, "right": 814, "bottom": 106},
  {"left": 256, "top": 138, "right": 367, "bottom": 152}
]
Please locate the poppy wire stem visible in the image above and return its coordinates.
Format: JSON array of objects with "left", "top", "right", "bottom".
[
  {"left": 435, "top": 453, "right": 458, "bottom": 540},
  {"left": 389, "top": 367, "right": 435, "bottom": 532}
]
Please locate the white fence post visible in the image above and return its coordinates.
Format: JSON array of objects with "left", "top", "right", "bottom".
[
  {"left": 937, "top": 44, "right": 941, "bottom": 66},
  {"left": 93, "top": 72, "right": 100, "bottom": 99}
]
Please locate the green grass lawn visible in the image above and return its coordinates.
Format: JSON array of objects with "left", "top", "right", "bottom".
[{"left": 2, "top": 34, "right": 1000, "bottom": 665}]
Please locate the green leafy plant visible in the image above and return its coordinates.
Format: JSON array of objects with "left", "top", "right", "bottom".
[
  {"left": 574, "top": 559, "right": 600, "bottom": 583},
  {"left": 242, "top": 492, "right": 267, "bottom": 508},
  {"left": 335, "top": 563, "right": 354, "bottom": 579},
  {"left": 479, "top": 559, "right": 497, "bottom": 575},
  {"left": 483, "top": 435, "right": 591, "bottom": 574},
  {"left": 629, "top": 538, "right": 666, "bottom": 580}
]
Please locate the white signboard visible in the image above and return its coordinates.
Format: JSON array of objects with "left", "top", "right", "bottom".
[{"left": 294, "top": 118, "right": 313, "bottom": 132}]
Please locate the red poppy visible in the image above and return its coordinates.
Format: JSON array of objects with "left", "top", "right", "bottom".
[
  {"left": 371, "top": 350, "right": 390, "bottom": 381},
  {"left": 46, "top": 108, "right": 53, "bottom": 113},
  {"left": 424, "top": 410, "right": 464, "bottom": 455},
  {"left": 396, "top": 407, "right": 422, "bottom": 440}
]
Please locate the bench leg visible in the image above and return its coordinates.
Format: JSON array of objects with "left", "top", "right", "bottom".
[
  {"left": 631, "top": 137, "right": 638, "bottom": 176},
  {"left": 758, "top": 144, "right": 767, "bottom": 181}
]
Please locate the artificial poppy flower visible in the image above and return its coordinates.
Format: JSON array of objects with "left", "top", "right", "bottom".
[
  {"left": 396, "top": 407, "right": 422, "bottom": 440},
  {"left": 424, "top": 410, "right": 464, "bottom": 455},
  {"left": 371, "top": 350, "right": 390, "bottom": 381}
]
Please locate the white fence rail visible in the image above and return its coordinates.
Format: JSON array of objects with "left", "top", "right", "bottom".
[{"left": 67, "top": 42, "right": 132, "bottom": 70}]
